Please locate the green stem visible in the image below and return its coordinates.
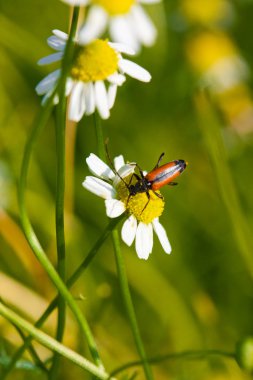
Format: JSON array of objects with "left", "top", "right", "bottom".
[
  {"left": 93, "top": 112, "right": 106, "bottom": 161},
  {"left": 11, "top": 323, "right": 48, "bottom": 373},
  {"left": 3, "top": 217, "right": 122, "bottom": 378},
  {"left": 0, "top": 301, "right": 116, "bottom": 380},
  {"left": 48, "top": 6, "right": 78, "bottom": 378},
  {"left": 16, "top": 6, "right": 104, "bottom": 372},
  {"left": 112, "top": 229, "right": 154, "bottom": 380},
  {"left": 110, "top": 349, "right": 235, "bottom": 376},
  {"left": 196, "top": 93, "right": 253, "bottom": 280},
  {"left": 92, "top": 113, "right": 153, "bottom": 380}
]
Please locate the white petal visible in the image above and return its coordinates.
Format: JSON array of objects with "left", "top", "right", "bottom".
[
  {"left": 86, "top": 153, "right": 115, "bottom": 180},
  {"left": 37, "top": 52, "right": 63, "bottom": 65},
  {"left": 79, "top": 6, "right": 108, "bottom": 44},
  {"left": 47, "top": 35, "right": 66, "bottom": 51},
  {"left": 121, "top": 215, "right": 137, "bottom": 246},
  {"left": 114, "top": 155, "right": 125, "bottom": 171},
  {"left": 118, "top": 164, "right": 136, "bottom": 178},
  {"left": 52, "top": 29, "right": 68, "bottom": 40},
  {"left": 107, "top": 73, "right": 126, "bottom": 86},
  {"left": 135, "top": 222, "right": 153, "bottom": 260},
  {"left": 130, "top": 5, "right": 157, "bottom": 47},
  {"left": 35, "top": 69, "right": 61, "bottom": 95},
  {"left": 108, "top": 84, "right": 117, "bottom": 109},
  {"left": 82, "top": 176, "right": 115, "bottom": 199},
  {"left": 94, "top": 81, "right": 110, "bottom": 119},
  {"left": 105, "top": 199, "right": 126, "bottom": 218},
  {"left": 113, "top": 164, "right": 136, "bottom": 186},
  {"left": 41, "top": 88, "right": 56, "bottom": 106},
  {"left": 108, "top": 42, "right": 136, "bottom": 56},
  {"left": 68, "top": 82, "right": 86, "bottom": 122},
  {"left": 118, "top": 58, "right": 151, "bottom": 82},
  {"left": 83, "top": 82, "right": 95, "bottom": 115},
  {"left": 109, "top": 16, "right": 141, "bottom": 53},
  {"left": 61, "top": 0, "right": 90, "bottom": 4},
  {"left": 152, "top": 218, "right": 172, "bottom": 254},
  {"left": 65, "top": 78, "right": 74, "bottom": 96}
]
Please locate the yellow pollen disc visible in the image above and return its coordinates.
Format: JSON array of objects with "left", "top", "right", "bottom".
[
  {"left": 92, "top": 0, "right": 135, "bottom": 16},
  {"left": 71, "top": 40, "right": 118, "bottom": 82},
  {"left": 117, "top": 174, "right": 165, "bottom": 224}
]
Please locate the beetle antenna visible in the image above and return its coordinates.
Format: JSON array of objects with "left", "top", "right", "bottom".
[
  {"left": 152, "top": 152, "right": 165, "bottom": 170},
  {"left": 105, "top": 139, "right": 130, "bottom": 188}
]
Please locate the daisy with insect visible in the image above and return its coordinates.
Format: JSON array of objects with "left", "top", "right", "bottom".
[
  {"left": 36, "top": 30, "right": 151, "bottom": 121},
  {"left": 83, "top": 153, "right": 187, "bottom": 260}
]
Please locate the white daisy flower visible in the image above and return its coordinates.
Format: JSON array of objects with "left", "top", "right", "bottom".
[
  {"left": 78, "top": 0, "right": 161, "bottom": 53},
  {"left": 36, "top": 30, "right": 151, "bottom": 121},
  {"left": 82, "top": 153, "right": 172, "bottom": 260}
]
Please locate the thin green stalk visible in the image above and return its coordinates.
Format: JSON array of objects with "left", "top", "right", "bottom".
[
  {"left": 18, "top": 186, "right": 103, "bottom": 366},
  {"left": 110, "top": 349, "right": 235, "bottom": 376},
  {"left": 92, "top": 113, "right": 153, "bottom": 380},
  {"left": 48, "top": 6, "right": 77, "bottom": 377},
  {"left": 112, "top": 229, "right": 154, "bottom": 380},
  {"left": 16, "top": 6, "right": 104, "bottom": 373},
  {"left": 12, "top": 324, "right": 48, "bottom": 374},
  {"left": 93, "top": 112, "right": 106, "bottom": 162},
  {"left": 0, "top": 301, "right": 116, "bottom": 380},
  {"left": 3, "top": 217, "right": 122, "bottom": 378},
  {"left": 196, "top": 93, "right": 253, "bottom": 280}
]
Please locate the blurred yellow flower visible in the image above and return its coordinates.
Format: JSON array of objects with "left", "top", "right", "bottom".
[
  {"left": 186, "top": 32, "right": 248, "bottom": 92},
  {"left": 186, "top": 32, "right": 238, "bottom": 72}
]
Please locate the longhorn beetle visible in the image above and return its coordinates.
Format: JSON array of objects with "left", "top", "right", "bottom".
[{"left": 106, "top": 143, "right": 187, "bottom": 213}]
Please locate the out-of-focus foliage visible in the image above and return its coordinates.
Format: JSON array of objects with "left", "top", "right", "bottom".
[{"left": 1, "top": 0, "right": 253, "bottom": 379}]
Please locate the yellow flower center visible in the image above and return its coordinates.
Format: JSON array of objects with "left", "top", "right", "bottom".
[
  {"left": 71, "top": 40, "right": 118, "bottom": 82},
  {"left": 92, "top": 0, "right": 135, "bottom": 15},
  {"left": 116, "top": 174, "right": 165, "bottom": 224}
]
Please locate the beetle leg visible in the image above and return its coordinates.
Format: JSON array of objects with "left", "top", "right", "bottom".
[
  {"left": 168, "top": 182, "right": 178, "bottom": 186},
  {"left": 140, "top": 191, "right": 151, "bottom": 214},
  {"left": 153, "top": 191, "right": 164, "bottom": 199}
]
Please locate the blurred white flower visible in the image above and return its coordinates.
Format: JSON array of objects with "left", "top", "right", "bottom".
[
  {"left": 60, "top": 0, "right": 89, "bottom": 5},
  {"left": 79, "top": 0, "right": 161, "bottom": 53},
  {"left": 36, "top": 30, "right": 151, "bottom": 121},
  {"left": 83, "top": 153, "right": 172, "bottom": 260}
]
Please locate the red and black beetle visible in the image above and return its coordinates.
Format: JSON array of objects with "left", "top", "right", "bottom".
[{"left": 126, "top": 153, "right": 187, "bottom": 210}]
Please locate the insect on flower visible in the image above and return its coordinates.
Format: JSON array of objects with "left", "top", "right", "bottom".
[
  {"left": 83, "top": 151, "right": 187, "bottom": 259},
  {"left": 106, "top": 145, "right": 188, "bottom": 213}
]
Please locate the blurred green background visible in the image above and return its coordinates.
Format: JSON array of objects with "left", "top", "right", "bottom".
[{"left": 1, "top": 0, "right": 253, "bottom": 379}]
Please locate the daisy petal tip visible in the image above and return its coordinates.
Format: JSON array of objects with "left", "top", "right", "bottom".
[{"left": 105, "top": 199, "right": 125, "bottom": 218}]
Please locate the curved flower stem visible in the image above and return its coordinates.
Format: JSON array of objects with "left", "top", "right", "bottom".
[
  {"left": 110, "top": 349, "right": 235, "bottom": 376},
  {"left": 16, "top": 6, "right": 104, "bottom": 373},
  {"left": 112, "top": 229, "right": 154, "bottom": 380},
  {"left": 0, "top": 301, "right": 116, "bottom": 380},
  {"left": 48, "top": 6, "right": 79, "bottom": 379},
  {"left": 2, "top": 217, "right": 122, "bottom": 378},
  {"left": 196, "top": 92, "right": 253, "bottom": 280}
]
